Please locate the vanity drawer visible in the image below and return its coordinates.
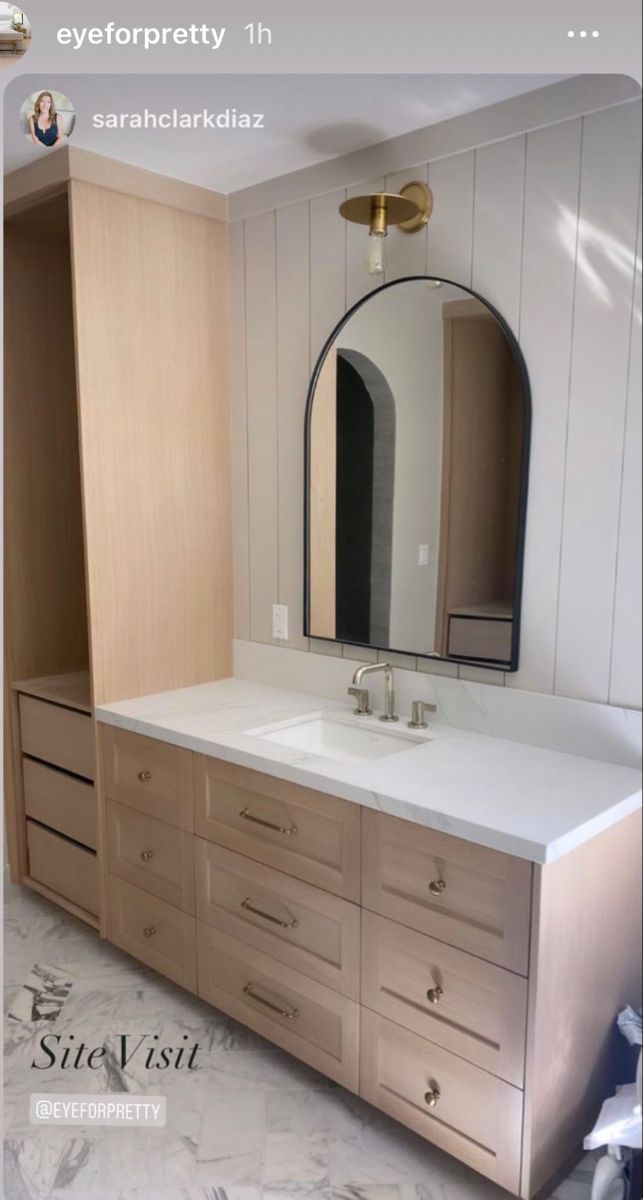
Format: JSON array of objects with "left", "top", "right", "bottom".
[
  {"left": 23, "top": 757, "right": 97, "bottom": 850},
  {"left": 109, "top": 876, "right": 196, "bottom": 992},
  {"left": 20, "top": 695, "right": 94, "bottom": 780},
  {"left": 362, "top": 811, "right": 531, "bottom": 974},
  {"left": 197, "top": 923, "right": 359, "bottom": 1090},
  {"left": 195, "top": 840, "right": 360, "bottom": 999},
  {"left": 107, "top": 801, "right": 195, "bottom": 913},
  {"left": 361, "top": 911, "right": 527, "bottom": 1086},
  {"left": 101, "top": 725, "right": 194, "bottom": 831},
  {"left": 27, "top": 820, "right": 98, "bottom": 915},
  {"left": 195, "top": 756, "right": 361, "bottom": 901},
  {"left": 361, "top": 1011, "right": 523, "bottom": 1194}
]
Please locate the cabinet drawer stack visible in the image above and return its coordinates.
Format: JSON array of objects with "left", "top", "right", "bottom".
[
  {"left": 360, "top": 809, "right": 532, "bottom": 1194},
  {"left": 194, "top": 755, "right": 362, "bottom": 1089},
  {"left": 103, "top": 725, "right": 197, "bottom": 989},
  {"left": 18, "top": 678, "right": 99, "bottom": 920}
]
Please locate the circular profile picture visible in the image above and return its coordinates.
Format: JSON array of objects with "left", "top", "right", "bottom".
[
  {"left": 0, "top": 3, "right": 31, "bottom": 64},
  {"left": 20, "top": 89, "right": 75, "bottom": 151}
]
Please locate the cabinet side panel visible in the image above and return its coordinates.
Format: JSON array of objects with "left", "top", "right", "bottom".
[
  {"left": 69, "top": 181, "right": 232, "bottom": 705},
  {"left": 522, "top": 809, "right": 642, "bottom": 1198}
]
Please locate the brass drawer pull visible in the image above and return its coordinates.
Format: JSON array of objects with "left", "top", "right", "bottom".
[
  {"left": 143, "top": 926, "right": 156, "bottom": 939},
  {"left": 239, "top": 807, "right": 298, "bottom": 836},
  {"left": 242, "top": 982, "right": 299, "bottom": 1020},
  {"left": 428, "top": 878, "right": 446, "bottom": 896},
  {"left": 138, "top": 770, "right": 152, "bottom": 783},
  {"left": 241, "top": 897, "right": 298, "bottom": 929},
  {"left": 140, "top": 849, "right": 154, "bottom": 863},
  {"left": 427, "top": 985, "right": 444, "bottom": 1005},
  {"left": 424, "top": 1086, "right": 441, "bottom": 1108}
]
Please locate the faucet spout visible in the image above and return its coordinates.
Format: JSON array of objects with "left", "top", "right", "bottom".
[{"left": 351, "top": 662, "right": 399, "bottom": 723}]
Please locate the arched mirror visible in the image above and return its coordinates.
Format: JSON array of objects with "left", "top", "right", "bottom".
[{"left": 304, "top": 277, "right": 531, "bottom": 669}]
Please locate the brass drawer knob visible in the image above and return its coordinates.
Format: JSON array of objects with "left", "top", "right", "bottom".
[
  {"left": 427, "top": 985, "right": 443, "bottom": 1005},
  {"left": 143, "top": 926, "right": 156, "bottom": 938},
  {"left": 424, "top": 1087, "right": 441, "bottom": 1108},
  {"left": 138, "top": 770, "right": 152, "bottom": 783},
  {"left": 140, "top": 850, "right": 154, "bottom": 863},
  {"left": 428, "top": 878, "right": 446, "bottom": 896}
]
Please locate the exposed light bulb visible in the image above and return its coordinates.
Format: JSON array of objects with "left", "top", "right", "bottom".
[{"left": 367, "top": 231, "right": 386, "bottom": 276}]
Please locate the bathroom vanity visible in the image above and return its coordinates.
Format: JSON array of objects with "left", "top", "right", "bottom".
[
  {"left": 92, "top": 678, "right": 641, "bottom": 1200},
  {"left": 3, "top": 140, "right": 642, "bottom": 1200}
]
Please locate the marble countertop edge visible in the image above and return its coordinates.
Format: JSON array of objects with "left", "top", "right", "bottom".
[{"left": 95, "top": 680, "right": 642, "bottom": 867}]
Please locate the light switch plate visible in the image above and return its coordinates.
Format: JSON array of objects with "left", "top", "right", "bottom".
[
  {"left": 272, "top": 604, "right": 289, "bottom": 640},
  {"left": 418, "top": 544, "right": 429, "bottom": 566}
]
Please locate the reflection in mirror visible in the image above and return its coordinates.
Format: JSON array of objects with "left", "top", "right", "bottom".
[{"left": 305, "top": 278, "right": 530, "bottom": 669}]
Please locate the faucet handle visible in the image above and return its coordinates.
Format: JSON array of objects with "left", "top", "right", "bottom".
[
  {"left": 348, "top": 686, "right": 372, "bottom": 716},
  {"left": 408, "top": 700, "right": 437, "bottom": 729}
]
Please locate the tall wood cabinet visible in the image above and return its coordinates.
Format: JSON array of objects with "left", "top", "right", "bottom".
[{"left": 4, "top": 151, "right": 233, "bottom": 931}]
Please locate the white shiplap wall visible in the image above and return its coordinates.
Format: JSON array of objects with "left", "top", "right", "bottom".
[{"left": 228, "top": 92, "right": 642, "bottom": 710}]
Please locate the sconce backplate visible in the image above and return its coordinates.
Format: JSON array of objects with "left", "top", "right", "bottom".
[{"left": 398, "top": 181, "right": 433, "bottom": 233}]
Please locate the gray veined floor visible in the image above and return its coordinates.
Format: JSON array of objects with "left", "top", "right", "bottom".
[{"left": 3, "top": 881, "right": 598, "bottom": 1200}]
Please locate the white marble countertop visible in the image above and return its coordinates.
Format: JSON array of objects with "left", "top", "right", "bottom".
[{"left": 96, "top": 677, "right": 642, "bottom": 865}]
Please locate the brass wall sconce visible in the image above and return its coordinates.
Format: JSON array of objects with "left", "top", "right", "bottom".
[{"left": 339, "top": 181, "right": 433, "bottom": 275}]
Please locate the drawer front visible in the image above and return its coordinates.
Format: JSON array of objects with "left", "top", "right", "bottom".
[
  {"left": 23, "top": 757, "right": 97, "bottom": 850},
  {"left": 362, "top": 810, "right": 531, "bottom": 974},
  {"left": 196, "top": 840, "right": 360, "bottom": 999},
  {"left": 361, "top": 911, "right": 527, "bottom": 1086},
  {"left": 197, "top": 923, "right": 359, "bottom": 1090},
  {"left": 107, "top": 801, "right": 195, "bottom": 913},
  {"left": 195, "top": 756, "right": 361, "bottom": 902},
  {"left": 20, "top": 695, "right": 94, "bottom": 780},
  {"left": 109, "top": 876, "right": 196, "bottom": 992},
  {"left": 27, "top": 820, "right": 98, "bottom": 915},
  {"left": 101, "top": 725, "right": 194, "bottom": 831},
  {"left": 448, "top": 616, "right": 512, "bottom": 661},
  {"left": 361, "top": 1011, "right": 522, "bottom": 1194}
]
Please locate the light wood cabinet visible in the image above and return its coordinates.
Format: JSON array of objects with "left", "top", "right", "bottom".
[
  {"left": 362, "top": 807, "right": 532, "bottom": 973},
  {"left": 27, "top": 820, "right": 98, "bottom": 917},
  {"left": 197, "top": 922, "right": 360, "bottom": 1091},
  {"left": 4, "top": 152, "right": 232, "bottom": 928},
  {"left": 109, "top": 876, "right": 197, "bottom": 991},
  {"left": 196, "top": 840, "right": 360, "bottom": 998},
  {"left": 195, "top": 755, "right": 361, "bottom": 901},
  {"left": 361, "top": 910, "right": 527, "bottom": 1086},
  {"left": 102, "top": 725, "right": 194, "bottom": 832},
  {"left": 94, "top": 726, "right": 641, "bottom": 1199},
  {"left": 361, "top": 1009, "right": 524, "bottom": 1193}
]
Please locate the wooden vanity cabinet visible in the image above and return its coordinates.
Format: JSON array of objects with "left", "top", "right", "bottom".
[
  {"left": 96, "top": 724, "right": 642, "bottom": 1199},
  {"left": 4, "top": 151, "right": 232, "bottom": 928}
]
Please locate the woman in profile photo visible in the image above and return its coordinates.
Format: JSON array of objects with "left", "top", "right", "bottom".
[{"left": 28, "top": 91, "right": 64, "bottom": 149}]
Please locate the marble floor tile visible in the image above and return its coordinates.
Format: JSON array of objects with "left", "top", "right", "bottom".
[
  {"left": 7, "top": 963, "right": 73, "bottom": 1024},
  {"left": 3, "top": 883, "right": 596, "bottom": 1200},
  {"left": 264, "top": 1132, "right": 332, "bottom": 1200},
  {"left": 197, "top": 1087, "right": 266, "bottom": 1163}
]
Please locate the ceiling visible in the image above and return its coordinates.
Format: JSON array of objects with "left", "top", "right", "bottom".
[{"left": 4, "top": 74, "right": 563, "bottom": 192}]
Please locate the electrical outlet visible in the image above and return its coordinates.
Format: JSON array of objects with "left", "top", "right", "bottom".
[
  {"left": 272, "top": 603, "right": 289, "bottom": 640},
  {"left": 418, "top": 544, "right": 429, "bottom": 566}
]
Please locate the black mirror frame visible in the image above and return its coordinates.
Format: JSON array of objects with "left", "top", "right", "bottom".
[{"left": 303, "top": 275, "right": 532, "bottom": 672}]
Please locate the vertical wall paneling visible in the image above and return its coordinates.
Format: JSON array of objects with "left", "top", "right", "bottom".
[
  {"left": 508, "top": 119, "right": 583, "bottom": 694},
  {"left": 609, "top": 190, "right": 642, "bottom": 709},
  {"left": 228, "top": 220, "right": 250, "bottom": 641},
  {"left": 425, "top": 151, "right": 475, "bottom": 284},
  {"left": 276, "top": 202, "right": 311, "bottom": 650},
  {"left": 309, "top": 189, "right": 348, "bottom": 366},
  {"left": 472, "top": 135, "right": 526, "bottom": 332},
  {"left": 232, "top": 98, "right": 643, "bottom": 712},
  {"left": 245, "top": 211, "right": 279, "bottom": 644},
  {"left": 385, "top": 165, "right": 429, "bottom": 280},
  {"left": 555, "top": 102, "right": 642, "bottom": 702},
  {"left": 346, "top": 176, "right": 386, "bottom": 308}
]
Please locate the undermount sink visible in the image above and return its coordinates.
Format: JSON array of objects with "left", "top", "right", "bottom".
[{"left": 249, "top": 712, "right": 426, "bottom": 765}]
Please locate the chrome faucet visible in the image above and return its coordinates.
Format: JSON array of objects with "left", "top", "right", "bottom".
[{"left": 350, "top": 662, "right": 399, "bottom": 722}]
